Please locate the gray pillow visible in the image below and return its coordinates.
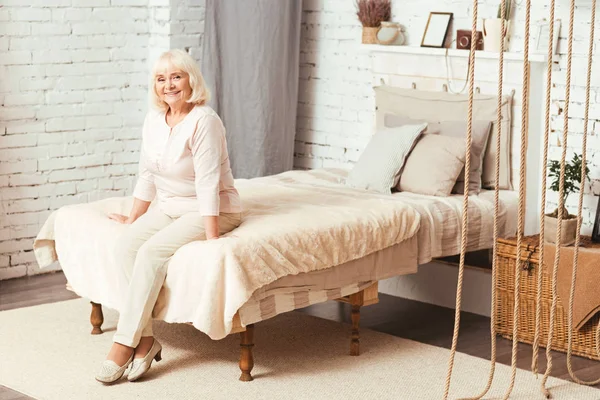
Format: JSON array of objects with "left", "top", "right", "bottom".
[
  {"left": 384, "top": 114, "right": 492, "bottom": 195},
  {"left": 346, "top": 123, "right": 427, "bottom": 194},
  {"left": 398, "top": 134, "right": 466, "bottom": 196}
]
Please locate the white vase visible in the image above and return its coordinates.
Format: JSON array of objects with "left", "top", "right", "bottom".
[
  {"left": 376, "top": 22, "right": 405, "bottom": 46},
  {"left": 483, "top": 18, "right": 510, "bottom": 52}
]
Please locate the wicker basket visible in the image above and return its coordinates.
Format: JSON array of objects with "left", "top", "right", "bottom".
[{"left": 495, "top": 235, "right": 600, "bottom": 360}]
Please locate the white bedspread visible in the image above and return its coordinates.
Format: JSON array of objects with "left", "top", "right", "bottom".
[
  {"left": 34, "top": 172, "right": 420, "bottom": 340},
  {"left": 266, "top": 169, "right": 518, "bottom": 263}
]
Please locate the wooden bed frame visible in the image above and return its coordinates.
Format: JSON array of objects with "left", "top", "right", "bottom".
[{"left": 86, "top": 282, "right": 380, "bottom": 381}]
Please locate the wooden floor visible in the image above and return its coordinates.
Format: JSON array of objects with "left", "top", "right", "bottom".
[{"left": 2, "top": 272, "right": 600, "bottom": 399}]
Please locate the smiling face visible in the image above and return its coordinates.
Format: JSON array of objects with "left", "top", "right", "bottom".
[
  {"left": 149, "top": 49, "right": 211, "bottom": 112},
  {"left": 154, "top": 62, "right": 192, "bottom": 109}
]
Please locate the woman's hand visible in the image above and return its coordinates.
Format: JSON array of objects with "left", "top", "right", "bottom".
[
  {"left": 108, "top": 214, "right": 134, "bottom": 224},
  {"left": 108, "top": 198, "right": 150, "bottom": 224},
  {"left": 204, "top": 215, "right": 219, "bottom": 240}
]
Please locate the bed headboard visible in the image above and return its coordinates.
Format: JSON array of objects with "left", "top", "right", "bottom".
[
  {"left": 374, "top": 85, "right": 514, "bottom": 191},
  {"left": 368, "top": 49, "right": 549, "bottom": 235}
]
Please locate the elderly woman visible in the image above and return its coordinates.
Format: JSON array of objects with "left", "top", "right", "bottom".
[{"left": 95, "top": 49, "right": 242, "bottom": 384}]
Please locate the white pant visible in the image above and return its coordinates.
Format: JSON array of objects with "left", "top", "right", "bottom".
[{"left": 112, "top": 207, "right": 242, "bottom": 347}]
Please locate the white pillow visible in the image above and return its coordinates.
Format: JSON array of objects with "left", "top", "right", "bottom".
[
  {"left": 346, "top": 123, "right": 427, "bottom": 194},
  {"left": 384, "top": 114, "right": 492, "bottom": 194},
  {"left": 398, "top": 134, "right": 466, "bottom": 196}
]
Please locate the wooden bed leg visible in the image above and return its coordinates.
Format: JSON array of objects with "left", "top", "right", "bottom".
[
  {"left": 349, "top": 291, "right": 364, "bottom": 356},
  {"left": 239, "top": 324, "right": 255, "bottom": 382},
  {"left": 90, "top": 301, "right": 104, "bottom": 335}
]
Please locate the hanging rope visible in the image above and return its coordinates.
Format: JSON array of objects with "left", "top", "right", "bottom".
[
  {"left": 532, "top": 0, "right": 556, "bottom": 377},
  {"left": 442, "top": 1, "right": 594, "bottom": 397},
  {"left": 541, "top": 0, "right": 576, "bottom": 397},
  {"left": 566, "top": 0, "right": 598, "bottom": 386},
  {"left": 460, "top": 3, "right": 507, "bottom": 400},
  {"left": 442, "top": 0, "right": 596, "bottom": 397},
  {"left": 442, "top": 0, "right": 478, "bottom": 397},
  {"left": 501, "top": 0, "right": 532, "bottom": 398}
]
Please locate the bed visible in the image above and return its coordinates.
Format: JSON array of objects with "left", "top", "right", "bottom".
[{"left": 33, "top": 167, "right": 517, "bottom": 381}]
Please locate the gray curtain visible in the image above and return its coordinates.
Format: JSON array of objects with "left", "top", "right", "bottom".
[{"left": 201, "top": 0, "right": 302, "bottom": 179}]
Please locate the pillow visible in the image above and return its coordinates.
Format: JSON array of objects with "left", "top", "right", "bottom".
[
  {"left": 374, "top": 85, "right": 513, "bottom": 190},
  {"left": 346, "top": 123, "right": 427, "bottom": 194},
  {"left": 384, "top": 114, "right": 492, "bottom": 194},
  {"left": 398, "top": 134, "right": 466, "bottom": 196}
]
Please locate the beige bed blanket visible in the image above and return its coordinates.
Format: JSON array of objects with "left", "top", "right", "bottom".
[{"left": 34, "top": 171, "right": 420, "bottom": 340}]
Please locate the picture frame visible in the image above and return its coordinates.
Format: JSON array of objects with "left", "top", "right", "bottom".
[
  {"left": 421, "top": 12, "right": 453, "bottom": 48},
  {"left": 534, "top": 18, "right": 561, "bottom": 55}
]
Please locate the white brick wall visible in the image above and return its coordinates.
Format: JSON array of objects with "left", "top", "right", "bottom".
[
  {"left": 0, "top": 0, "right": 208, "bottom": 280},
  {"left": 169, "top": 0, "right": 205, "bottom": 63},
  {"left": 295, "top": 0, "right": 600, "bottom": 232},
  {"left": 147, "top": 0, "right": 204, "bottom": 67},
  {"left": 148, "top": 0, "right": 171, "bottom": 69}
]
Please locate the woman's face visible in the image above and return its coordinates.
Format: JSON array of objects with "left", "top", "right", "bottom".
[{"left": 154, "top": 63, "right": 192, "bottom": 109}]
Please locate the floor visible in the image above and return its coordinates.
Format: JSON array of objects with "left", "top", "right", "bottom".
[{"left": 2, "top": 272, "right": 600, "bottom": 399}]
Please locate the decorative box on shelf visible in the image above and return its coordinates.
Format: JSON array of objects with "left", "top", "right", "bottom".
[{"left": 495, "top": 235, "right": 600, "bottom": 360}]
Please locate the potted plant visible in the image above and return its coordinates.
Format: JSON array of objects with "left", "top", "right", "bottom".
[
  {"left": 356, "top": 0, "right": 391, "bottom": 44},
  {"left": 483, "top": 0, "right": 512, "bottom": 52},
  {"left": 544, "top": 153, "right": 590, "bottom": 246}
]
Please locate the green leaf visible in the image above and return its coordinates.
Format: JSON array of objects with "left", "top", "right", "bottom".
[{"left": 547, "top": 152, "right": 591, "bottom": 210}]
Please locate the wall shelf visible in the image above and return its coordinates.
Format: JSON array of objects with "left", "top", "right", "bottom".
[{"left": 359, "top": 44, "right": 548, "bottom": 64}]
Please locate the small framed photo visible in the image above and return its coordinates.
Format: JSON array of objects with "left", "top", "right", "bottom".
[
  {"left": 534, "top": 19, "right": 561, "bottom": 55},
  {"left": 421, "top": 12, "right": 453, "bottom": 48}
]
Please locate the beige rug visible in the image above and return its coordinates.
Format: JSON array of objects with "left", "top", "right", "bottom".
[{"left": 1, "top": 299, "right": 599, "bottom": 400}]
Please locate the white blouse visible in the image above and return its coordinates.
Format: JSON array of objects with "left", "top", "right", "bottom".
[{"left": 133, "top": 105, "right": 242, "bottom": 217}]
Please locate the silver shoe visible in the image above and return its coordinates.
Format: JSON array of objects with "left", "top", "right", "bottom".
[
  {"left": 95, "top": 352, "right": 134, "bottom": 384},
  {"left": 127, "top": 339, "right": 162, "bottom": 382}
]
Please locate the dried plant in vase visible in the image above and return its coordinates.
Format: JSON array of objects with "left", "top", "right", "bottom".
[{"left": 356, "top": 0, "right": 391, "bottom": 44}]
